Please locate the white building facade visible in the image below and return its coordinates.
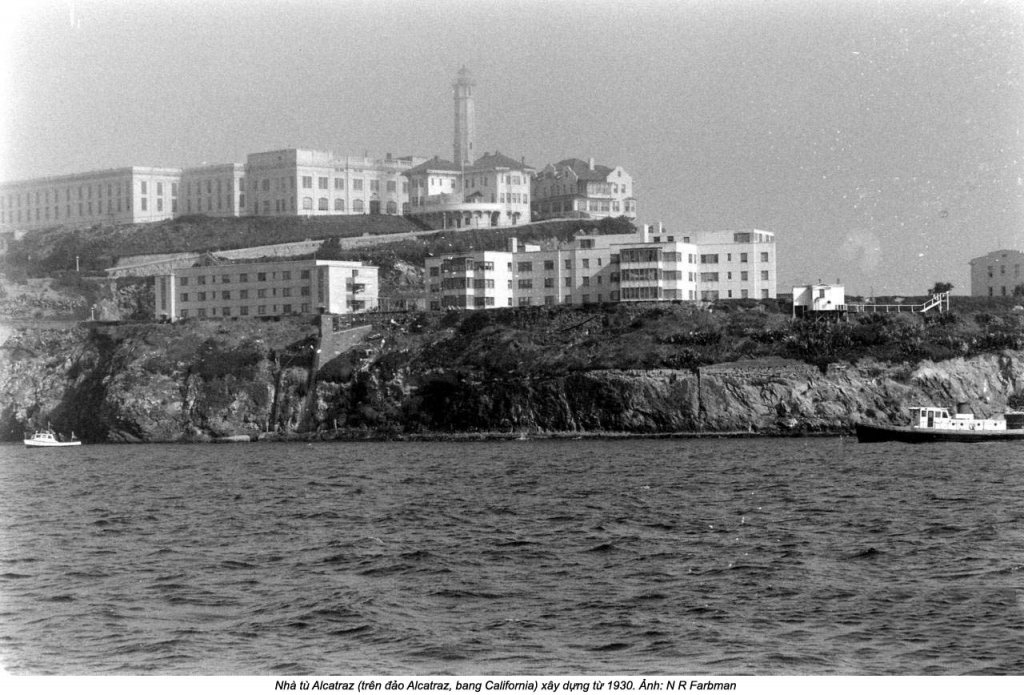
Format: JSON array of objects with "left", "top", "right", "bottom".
[
  {"left": 531, "top": 158, "right": 637, "bottom": 221},
  {"left": 969, "top": 249, "right": 1024, "bottom": 297},
  {"left": 404, "top": 152, "right": 534, "bottom": 230},
  {"left": 683, "top": 229, "right": 777, "bottom": 301},
  {"left": 423, "top": 226, "right": 778, "bottom": 311},
  {"left": 0, "top": 166, "right": 183, "bottom": 230},
  {"left": 154, "top": 258, "right": 379, "bottom": 322},
  {"left": 180, "top": 163, "right": 246, "bottom": 217},
  {"left": 245, "top": 149, "right": 424, "bottom": 218},
  {"left": 792, "top": 284, "right": 846, "bottom": 317}
]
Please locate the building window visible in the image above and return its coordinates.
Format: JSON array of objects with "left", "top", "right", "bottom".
[
  {"left": 353, "top": 199, "right": 364, "bottom": 212},
  {"left": 318, "top": 198, "right": 329, "bottom": 211},
  {"left": 564, "top": 277, "right": 571, "bottom": 287},
  {"left": 258, "top": 305, "right": 266, "bottom": 315},
  {"left": 335, "top": 198, "right": 345, "bottom": 211},
  {"left": 240, "top": 289, "right": 248, "bottom": 299},
  {"left": 761, "top": 252, "right": 769, "bottom": 262},
  {"left": 318, "top": 177, "right": 329, "bottom": 189},
  {"left": 761, "top": 271, "right": 769, "bottom": 280},
  {"left": 353, "top": 179, "right": 363, "bottom": 191},
  {"left": 180, "top": 293, "right": 189, "bottom": 302},
  {"left": 302, "top": 176, "right": 313, "bottom": 188},
  {"left": 740, "top": 253, "right": 748, "bottom": 263},
  {"left": 741, "top": 271, "right": 748, "bottom": 281},
  {"left": 334, "top": 178, "right": 344, "bottom": 189},
  {"left": 518, "top": 262, "right": 533, "bottom": 272}
]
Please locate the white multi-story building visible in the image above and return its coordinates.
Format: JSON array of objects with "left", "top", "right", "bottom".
[
  {"left": 404, "top": 151, "right": 534, "bottom": 230},
  {"left": 424, "top": 225, "right": 776, "bottom": 310},
  {"left": 154, "top": 257, "right": 378, "bottom": 322},
  {"left": 682, "top": 229, "right": 777, "bottom": 301},
  {"left": 531, "top": 158, "right": 637, "bottom": 221},
  {"left": 246, "top": 149, "right": 424, "bottom": 218},
  {"left": 969, "top": 249, "right": 1024, "bottom": 297},
  {"left": 0, "top": 166, "right": 183, "bottom": 230},
  {"left": 180, "top": 163, "right": 246, "bottom": 217}
]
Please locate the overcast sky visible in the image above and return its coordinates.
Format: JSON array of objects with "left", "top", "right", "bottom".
[{"left": 2, "top": 0, "right": 1022, "bottom": 295}]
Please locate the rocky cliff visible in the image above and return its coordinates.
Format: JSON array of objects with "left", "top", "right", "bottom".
[{"left": 2, "top": 307, "right": 1023, "bottom": 443}]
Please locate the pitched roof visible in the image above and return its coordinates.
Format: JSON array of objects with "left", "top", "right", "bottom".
[
  {"left": 553, "top": 158, "right": 614, "bottom": 181},
  {"left": 403, "top": 156, "right": 461, "bottom": 176},
  {"left": 470, "top": 151, "right": 534, "bottom": 172}
]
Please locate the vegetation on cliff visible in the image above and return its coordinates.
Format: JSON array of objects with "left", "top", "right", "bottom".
[{"left": 3, "top": 299, "right": 1024, "bottom": 442}]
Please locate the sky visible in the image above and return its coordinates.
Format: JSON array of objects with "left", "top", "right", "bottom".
[{"left": 1, "top": 0, "right": 1023, "bottom": 296}]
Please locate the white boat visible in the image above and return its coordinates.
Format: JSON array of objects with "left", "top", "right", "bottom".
[
  {"left": 856, "top": 406, "right": 1024, "bottom": 443},
  {"left": 23, "top": 429, "right": 82, "bottom": 447}
]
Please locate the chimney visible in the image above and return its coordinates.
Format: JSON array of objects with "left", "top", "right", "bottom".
[
  {"left": 507, "top": 237, "right": 518, "bottom": 253},
  {"left": 588, "top": 157, "right": 595, "bottom": 170}
]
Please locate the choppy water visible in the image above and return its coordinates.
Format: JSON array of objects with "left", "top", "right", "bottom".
[{"left": 1, "top": 437, "right": 1022, "bottom": 675}]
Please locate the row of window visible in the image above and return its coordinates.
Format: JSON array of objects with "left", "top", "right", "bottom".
[
  {"left": 700, "top": 252, "right": 771, "bottom": 264},
  {"left": 700, "top": 271, "right": 771, "bottom": 282},
  {"left": 180, "top": 286, "right": 312, "bottom": 302},
  {"left": 434, "top": 251, "right": 770, "bottom": 279},
  {"left": 184, "top": 178, "right": 241, "bottom": 197},
  {"left": 432, "top": 288, "right": 698, "bottom": 311},
  {"left": 291, "top": 176, "right": 403, "bottom": 192},
  {"left": 986, "top": 264, "right": 1021, "bottom": 278},
  {"left": 2, "top": 197, "right": 140, "bottom": 223},
  {"left": 179, "top": 269, "right": 318, "bottom": 285},
  {"left": 2, "top": 181, "right": 135, "bottom": 208},
  {"left": 180, "top": 303, "right": 310, "bottom": 318}
]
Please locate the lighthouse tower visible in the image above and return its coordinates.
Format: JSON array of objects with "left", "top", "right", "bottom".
[{"left": 453, "top": 66, "right": 476, "bottom": 167}]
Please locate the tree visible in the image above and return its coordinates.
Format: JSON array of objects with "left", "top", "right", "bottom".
[{"left": 929, "top": 281, "right": 954, "bottom": 296}]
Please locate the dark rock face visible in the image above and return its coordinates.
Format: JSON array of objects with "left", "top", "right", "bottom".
[{"left": 2, "top": 320, "right": 1023, "bottom": 443}]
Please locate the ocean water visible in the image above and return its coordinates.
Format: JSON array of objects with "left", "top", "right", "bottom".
[{"left": 0, "top": 437, "right": 1022, "bottom": 675}]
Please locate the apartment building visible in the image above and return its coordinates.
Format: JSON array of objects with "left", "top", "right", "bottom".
[
  {"left": 683, "top": 229, "right": 777, "bottom": 300},
  {"left": 154, "top": 257, "right": 378, "bottom": 321},
  {"left": 969, "top": 249, "right": 1024, "bottom": 297},
  {"left": 246, "top": 149, "right": 424, "bottom": 218},
  {"left": 531, "top": 158, "right": 637, "bottom": 221},
  {"left": 424, "top": 226, "right": 775, "bottom": 310},
  {"left": 0, "top": 166, "right": 182, "bottom": 230},
  {"left": 425, "top": 229, "right": 705, "bottom": 310}
]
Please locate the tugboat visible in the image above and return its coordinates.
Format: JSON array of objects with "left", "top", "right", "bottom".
[
  {"left": 856, "top": 405, "right": 1024, "bottom": 443},
  {"left": 23, "top": 428, "right": 82, "bottom": 447}
]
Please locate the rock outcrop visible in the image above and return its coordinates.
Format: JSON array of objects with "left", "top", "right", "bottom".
[{"left": 3, "top": 316, "right": 1021, "bottom": 443}]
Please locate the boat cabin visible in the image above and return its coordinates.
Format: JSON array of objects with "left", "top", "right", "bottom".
[{"left": 909, "top": 406, "right": 1006, "bottom": 432}]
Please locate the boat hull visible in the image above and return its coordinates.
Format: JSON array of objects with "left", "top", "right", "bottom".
[{"left": 856, "top": 422, "right": 1024, "bottom": 443}]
